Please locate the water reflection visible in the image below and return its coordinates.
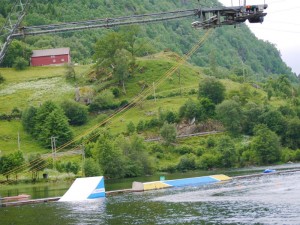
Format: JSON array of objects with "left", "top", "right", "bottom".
[{"left": 1, "top": 171, "right": 300, "bottom": 225}]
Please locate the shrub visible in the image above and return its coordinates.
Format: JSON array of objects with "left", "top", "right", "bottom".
[
  {"left": 112, "top": 88, "right": 120, "bottom": 98},
  {"left": 0, "top": 73, "right": 5, "bottom": 84},
  {"left": 177, "top": 153, "right": 197, "bottom": 172},
  {"left": 174, "top": 145, "right": 193, "bottom": 155},
  {"left": 13, "top": 57, "right": 28, "bottom": 70},
  {"left": 61, "top": 100, "right": 88, "bottom": 126}
]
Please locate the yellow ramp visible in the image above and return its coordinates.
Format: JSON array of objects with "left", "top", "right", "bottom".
[
  {"left": 211, "top": 174, "right": 231, "bottom": 181},
  {"left": 143, "top": 181, "right": 171, "bottom": 191}
]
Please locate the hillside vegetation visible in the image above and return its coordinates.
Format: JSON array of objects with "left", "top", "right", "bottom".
[{"left": 0, "top": 1, "right": 300, "bottom": 181}]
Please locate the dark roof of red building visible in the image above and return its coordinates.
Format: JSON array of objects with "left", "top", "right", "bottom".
[{"left": 31, "top": 48, "right": 70, "bottom": 57}]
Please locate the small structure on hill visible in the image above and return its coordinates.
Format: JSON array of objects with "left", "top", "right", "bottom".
[{"left": 31, "top": 48, "right": 71, "bottom": 66}]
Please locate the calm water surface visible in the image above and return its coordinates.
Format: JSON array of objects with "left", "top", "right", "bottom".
[{"left": 1, "top": 168, "right": 300, "bottom": 225}]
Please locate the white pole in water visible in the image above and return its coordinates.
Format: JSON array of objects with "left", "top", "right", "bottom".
[{"left": 244, "top": 0, "right": 246, "bottom": 7}]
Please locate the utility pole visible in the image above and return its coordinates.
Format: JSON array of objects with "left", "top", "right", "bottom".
[
  {"left": 50, "top": 136, "right": 58, "bottom": 170},
  {"left": 17, "top": 131, "right": 21, "bottom": 151},
  {"left": 178, "top": 69, "right": 182, "bottom": 96},
  {"left": 153, "top": 82, "right": 157, "bottom": 102},
  {"left": 82, "top": 145, "right": 85, "bottom": 177}
]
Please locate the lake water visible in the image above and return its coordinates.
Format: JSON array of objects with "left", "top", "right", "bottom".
[{"left": 1, "top": 166, "right": 300, "bottom": 225}]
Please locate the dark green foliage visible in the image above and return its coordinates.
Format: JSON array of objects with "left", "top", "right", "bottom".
[
  {"left": 136, "top": 120, "right": 145, "bottom": 133},
  {"left": 0, "top": 72, "right": 5, "bottom": 84},
  {"left": 22, "top": 101, "right": 73, "bottom": 148},
  {"left": 112, "top": 88, "right": 120, "bottom": 98},
  {"left": 61, "top": 100, "right": 88, "bottom": 126},
  {"left": 11, "top": 107, "right": 22, "bottom": 119},
  {"left": 0, "top": 151, "right": 25, "bottom": 181},
  {"left": 197, "top": 153, "right": 221, "bottom": 170},
  {"left": 57, "top": 161, "right": 80, "bottom": 175},
  {"left": 177, "top": 153, "right": 196, "bottom": 172},
  {"left": 159, "top": 109, "right": 178, "bottom": 124},
  {"left": 40, "top": 108, "right": 73, "bottom": 147},
  {"left": 242, "top": 103, "right": 263, "bottom": 135},
  {"left": 94, "top": 32, "right": 124, "bottom": 68},
  {"left": 96, "top": 137, "right": 126, "bottom": 178},
  {"left": 127, "top": 121, "right": 136, "bottom": 134},
  {"left": 89, "top": 90, "right": 116, "bottom": 112},
  {"left": 174, "top": 145, "right": 194, "bottom": 155},
  {"left": 179, "top": 98, "right": 199, "bottom": 121},
  {"left": 216, "top": 99, "right": 243, "bottom": 134},
  {"left": 160, "top": 122, "right": 177, "bottom": 145},
  {"left": 295, "top": 150, "right": 300, "bottom": 161},
  {"left": 13, "top": 57, "right": 29, "bottom": 70},
  {"left": 117, "top": 135, "right": 155, "bottom": 177},
  {"left": 2, "top": 40, "right": 31, "bottom": 68},
  {"left": 179, "top": 98, "right": 216, "bottom": 123},
  {"left": 259, "top": 109, "right": 286, "bottom": 135},
  {"left": 251, "top": 124, "right": 281, "bottom": 165},
  {"left": 216, "top": 136, "right": 237, "bottom": 168},
  {"left": 198, "top": 98, "right": 216, "bottom": 121},
  {"left": 265, "top": 75, "right": 295, "bottom": 98},
  {"left": 282, "top": 118, "right": 300, "bottom": 150},
  {"left": 28, "top": 154, "right": 47, "bottom": 181},
  {"left": 84, "top": 158, "right": 102, "bottom": 177},
  {"left": 198, "top": 77, "right": 225, "bottom": 104}
]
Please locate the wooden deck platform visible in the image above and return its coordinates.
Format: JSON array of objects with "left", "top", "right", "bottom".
[{"left": 1, "top": 197, "right": 60, "bottom": 207}]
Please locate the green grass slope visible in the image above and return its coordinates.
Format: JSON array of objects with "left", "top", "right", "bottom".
[{"left": 0, "top": 52, "right": 269, "bottom": 157}]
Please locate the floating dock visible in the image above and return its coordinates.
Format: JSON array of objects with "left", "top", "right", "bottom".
[{"left": 132, "top": 174, "right": 231, "bottom": 191}]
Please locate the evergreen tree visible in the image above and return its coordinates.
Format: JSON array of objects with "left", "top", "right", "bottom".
[
  {"left": 22, "top": 106, "right": 37, "bottom": 135},
  {"left": 41, "top": 108, "right": 73, "bottom": 148}
]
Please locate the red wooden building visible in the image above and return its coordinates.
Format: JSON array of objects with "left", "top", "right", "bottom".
[{"left": 31, "top": 48, "right": 71, "bottom": 67}]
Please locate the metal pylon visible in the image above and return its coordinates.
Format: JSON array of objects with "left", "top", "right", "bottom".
[{"left": 0, "top": 0, "right": 31, "bottom": 64}]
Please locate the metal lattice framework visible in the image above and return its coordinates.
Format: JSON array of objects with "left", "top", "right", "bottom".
[
  {"left": 0, "top": 1, "right": 268, "bottom": 65},
  {"left": 0, "top": 0, "right": 31, "bottom": 64}
]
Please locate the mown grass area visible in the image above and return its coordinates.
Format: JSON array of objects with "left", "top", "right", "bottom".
[{"left": 0, "top": 65, "right": 90, "bottom": 113}]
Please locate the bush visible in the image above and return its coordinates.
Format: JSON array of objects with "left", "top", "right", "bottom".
[
  {"left": 61, "top": 100, "right": 88, "bottom": 126},
  {"left": 174, "top": 145, "right": 193, "bottom": 155},
  {"left": 0, "top": 73, "right": 5, "bottom": 84},
  {"left": 177, "top": 153, "right": 197, "bottom": 172},
  {"left": 136, "top": 120, "right": 145, "bottom": 133},
  {"left": 89, "top": 90, "right": 115, "bottom": 112},
  {"left": 84, "top": 158, "right": 102, "bottom": 177},
  {"left": 127, "top": 121, "right": 135, "bottom": 134},
  {"left": 197, "top": 153, "right": 221, "bottom": 170},
  {"left": 13, "top": 57, "right": 28, "bottom": 70},
  {"left": 112, "top": 88, "right": 120, "bottom": 98}
]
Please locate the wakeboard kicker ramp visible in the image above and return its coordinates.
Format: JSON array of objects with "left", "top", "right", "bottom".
[{"left": 59, "top": 176, "right": 105, "bottom": 202}]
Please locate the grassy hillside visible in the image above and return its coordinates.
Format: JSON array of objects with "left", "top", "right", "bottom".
[{"left": 0, "top": 52, "right": 268, "bottom": 155}]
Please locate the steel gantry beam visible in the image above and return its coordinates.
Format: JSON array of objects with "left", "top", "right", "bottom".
[
  {"left": 0, "top": 2, "right": 268, "bottom": 65},
  {"left": 12, "top": 9, "right": 197, "bottom": 37}
]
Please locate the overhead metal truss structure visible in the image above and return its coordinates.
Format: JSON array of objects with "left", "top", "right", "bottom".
[{"left": 0, "top": 1, "right": 268, "bottom": 64}]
